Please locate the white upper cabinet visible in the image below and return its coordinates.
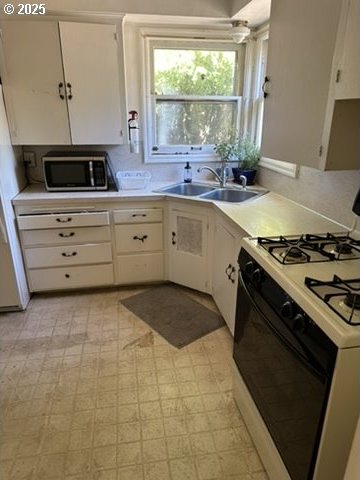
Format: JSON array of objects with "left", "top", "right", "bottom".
[
  {"left": 59, "top": 22, "right": 123, "bottom": 145},
  {"left": 261, "top": 0, "right": 359, "bottom": 170},
  {"left": 335, "top": 0, "right": 360, "bottom": 100},
  {"left": 0, "top": 20, "right": 125, "bottom": 145},
  {"left": 0, "top": 21, "right": 71, "bottom": 144}
]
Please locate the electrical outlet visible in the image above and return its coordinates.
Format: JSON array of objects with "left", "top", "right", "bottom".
[{"left": 23, "top": 151, "right": 36, "bottom": 168}]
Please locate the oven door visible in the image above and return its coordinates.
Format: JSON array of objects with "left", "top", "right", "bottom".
[{"left": 233, "top": 250, "right": 337, "bottom": 480}]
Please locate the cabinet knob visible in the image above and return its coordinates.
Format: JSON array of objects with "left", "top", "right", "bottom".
[
  {"left": 65, "top": 274, "right": 70, "bottom": 278},
  {"left": 59, "top": 232, "right": 75, "bottom": 238},
  {"left": 56, "top": 217, "right": 72, "bottom": 223}
]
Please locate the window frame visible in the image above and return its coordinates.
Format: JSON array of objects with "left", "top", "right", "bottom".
[
  {"left": 243, "top": 26, "right": 299, "bottom": 178},
  {"left": 142, "top": 36, "right": 245, "bottom": 163}
]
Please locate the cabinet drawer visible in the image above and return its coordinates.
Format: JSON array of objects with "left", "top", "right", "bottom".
[
  {"left": 117, "top": 253, "right": 164, "bottom": 284},
  {"left": 115, "top": 224, "right": 163, "bottom": 253},
  {"left": 113, "top": 208, "right": 162, "bottom": 224},
  {"left": 22, "top": 226, "right": 111, "bottom": 246},
  {"left": 25, "top": 243, "right": 112, "bottom": 268},
  {"left": 17, "top": 211, "right": 110, "bottom": 230},
  {"left": 28, "top": 264, "right": 114, "bottom": 291}
]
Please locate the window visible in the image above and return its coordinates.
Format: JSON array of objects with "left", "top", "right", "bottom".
[{"left": 143, "top": 38, "right": 245, "bottom": 163}]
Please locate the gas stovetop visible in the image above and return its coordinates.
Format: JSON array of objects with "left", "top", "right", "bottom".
[
  {"left": 305, "top": 275, "right": 360, "bottom": 326},
  {"left": 258, "top": 232, "right": 360, "bottom": 264},
  {"left": 242, "top": 233, "right": 360, "bottom": 347}
]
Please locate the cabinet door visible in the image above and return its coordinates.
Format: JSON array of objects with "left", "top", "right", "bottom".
[
  {"left": 169, "top": 209, "right": 209, "bottom": 293},
  {"left": 59, "top": 22, "right": 123, "bottom": 144},
  {"left": 261, "top": 0, "right": 342, "bottom": 168},
  {"left": 212, "top": 221, "right": 238, "bottom": 335},
  {"left": 115, "top": 224, "right": 163, "bottom": 253},
  {"left": 0, "top": 21, "right": 70, "bottom": 144},
  {"left": 335, "top": 0, "right": 360, "bottom": 99}
]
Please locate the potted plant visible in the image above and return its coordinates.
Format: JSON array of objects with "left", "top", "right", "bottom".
[
  {"left": 213, "top": 139, "right": 237, "bottom": 180},
  {"left": 232, "top": 136, "right": 260, "bottom": 185}
]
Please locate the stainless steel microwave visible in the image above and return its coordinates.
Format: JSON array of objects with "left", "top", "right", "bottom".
[{"left": 43, "top": 152, "right": 110, "bottom": 191}]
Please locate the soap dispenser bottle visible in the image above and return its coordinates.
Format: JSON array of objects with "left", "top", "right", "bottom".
[{"left": 184, "top": 161, "right": 192, "bottom": 183}]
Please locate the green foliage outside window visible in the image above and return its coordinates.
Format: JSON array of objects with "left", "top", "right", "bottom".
[
  {"left": 153, "top": 49, "right": 239, "bottom": 147},
  {"left": 154, "top": 50, "right": 236, "bottom": 96}
]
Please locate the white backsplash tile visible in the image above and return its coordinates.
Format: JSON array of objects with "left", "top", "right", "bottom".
[{"left": 257, "top": 165, "right": 360, "bottom": 229}]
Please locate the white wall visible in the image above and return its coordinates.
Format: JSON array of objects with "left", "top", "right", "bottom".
[{"left": 257, "top": 165, "right": 360, "bottom": 229}]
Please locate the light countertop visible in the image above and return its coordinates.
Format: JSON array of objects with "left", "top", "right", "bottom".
[{"left": 13, "top": 182, "right": 347, "bottom": 238}]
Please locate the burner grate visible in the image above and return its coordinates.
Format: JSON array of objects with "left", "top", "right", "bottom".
[
  {"left": 258, "top": 235, "right": 335, "bottom": 264},
  {"left": 305, "top": 233, "right": 360, "bottom": 260},
  {"left": 305, "top": 275, "right": 360, "bottom": 325},
  {"left": 258, "top": 233, "right": 360, "bottom": 264}
]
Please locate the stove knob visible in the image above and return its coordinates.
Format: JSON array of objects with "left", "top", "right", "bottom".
[
  {"left": 292, "top": 313, "right": 308, "bottom": 333},
  {"left": 252, "top": 268, "right": 263, "bottom": 286},
  {"left": 245, "top": 261, "right": 255, "bottom": 276},
  {"left": 281, "top": 300, "right": 295, "bottom": 319}
]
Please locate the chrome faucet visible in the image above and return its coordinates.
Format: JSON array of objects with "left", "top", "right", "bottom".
[
  {"left": 239, "top": 174, "right": 247, "bottom": 190},
  {"left": 197, "top": 163, "right": 227, "bottom": 188}
]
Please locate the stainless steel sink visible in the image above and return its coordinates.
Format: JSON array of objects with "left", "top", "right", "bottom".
[
  {"left": 200, "top": 188, "right": 260, "bottom": 203},
  {"left": 158, "top": 183, "right": 216, "bottom": 196},
  {"left": 156, "top": 183, "right": 266, "bottom": 203}
]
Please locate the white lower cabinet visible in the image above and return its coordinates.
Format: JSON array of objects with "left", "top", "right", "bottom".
[
  {"left": 29, "top": 264, "right": 114, "bottom": 292},
  {"left": 212, "top": 217, "right": 241, "bottom": 335},
  {"left": 115, "top": 224, "right": 163, "bottom": 253},
  {"left": 21, "top": 226, "right": 111, "bottom": 246},
  {"left": 15, "top": 198, "right": 245, "bottom": 304},
  {"left": 24, "top": 243, "right": 112, "bottom": 269},
  {"left": 114, "top": 207, "right": 164, "bottom": 285},
  {"left": 168, "top": 203, "right": 212, "bottom": 293},
  {"left": 117, "top": 253, "right": 164, "bottom": 285},
  {"left": 17, "top": 210, "right": 114, "bottom": 291}
]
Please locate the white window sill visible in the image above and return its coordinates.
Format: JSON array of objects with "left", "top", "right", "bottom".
[{"left": 144, "top": 152, "right": 220, "bottom": 164}]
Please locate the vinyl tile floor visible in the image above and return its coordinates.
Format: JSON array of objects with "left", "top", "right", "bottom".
[{"left": 0, "top": 285, "right": 269, "bottom": 480}]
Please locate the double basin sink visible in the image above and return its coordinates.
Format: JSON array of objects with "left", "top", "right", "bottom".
[{"left": 157, "top": 182, "right": 266, "bottom": 203}]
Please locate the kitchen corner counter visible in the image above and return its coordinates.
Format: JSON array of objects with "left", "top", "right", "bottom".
[
  {"left": 12, "top": 182, "right": 169, "bottom": 205},
  {"left": 13, "top": 183, "right": 347, "bottom": 238},
  {"left": 214, "top": 191, "right": 347, "bottom": 238}
]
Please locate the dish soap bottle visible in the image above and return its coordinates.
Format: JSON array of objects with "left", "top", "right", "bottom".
[{"left": 184, "top": 161, "right": 192, "bottom": 183}]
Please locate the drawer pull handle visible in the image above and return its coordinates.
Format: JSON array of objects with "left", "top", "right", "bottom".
[
  {"left": 66, "top": 82, "right": 73, "bottom": 100},
  {"left": 59, "top": 232, "right": 75, "bottom": 238},
  {"left": 65, "top": 274, "right": 70, "bottom": 278},
  {"left": 58, "top": 82, "right": 65, "bottom": 100},
  {"left": 225, "top": 264, "right": 236, "bottom": 283},
  {"left": 61, "top": 251, "right": 77, "bottom": 257},
  {"left": 132, "top": 213, "right": 147, "bottom": 217},
  {"left": 133, "top": 235, "right": 148, "bottom": 242},
  {"left": 56, "top": 217, "right": 72, "bottom": 223},
  {"left": 172, "top": 231, "right": 176, "bottom": 245}
]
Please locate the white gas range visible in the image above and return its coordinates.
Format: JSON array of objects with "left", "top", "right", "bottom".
[
  {"left": 232, "top": 228, "right": 360, "bottom": 480},
  {"left": 243, "top": 232, "right": 360, "bottom": 348}
]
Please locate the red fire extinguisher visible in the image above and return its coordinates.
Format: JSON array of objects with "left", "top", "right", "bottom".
[{"left": 128, "top": 110, "right": 140, "bottom": 154}]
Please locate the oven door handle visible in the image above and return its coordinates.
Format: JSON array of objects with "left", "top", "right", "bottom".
[{"left": 239, "top": 272, "right": 326, "bottom": 378}]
